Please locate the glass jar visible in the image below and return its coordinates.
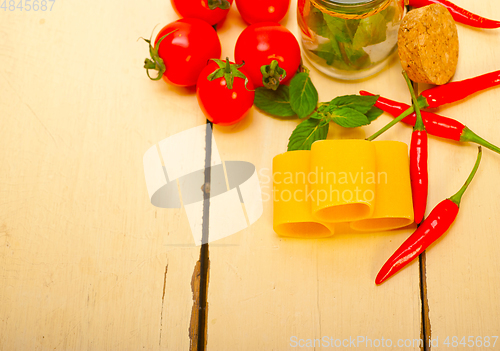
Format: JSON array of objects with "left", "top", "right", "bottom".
[{"left": 297, "top": 0, "right": 405, "bottom": 80}]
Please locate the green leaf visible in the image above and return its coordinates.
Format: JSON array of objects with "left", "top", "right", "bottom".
[
  {"left": 330, "top": 107, "right": 370, "bottom": 128},
  {"left": 382, "top": 6, "right": 396, "bottom": 24},
  {"left": 329, "top": 94, "right": 379, "bottom": 114},
  {"left": 352, "top": 12, "right": 387, "bottom": 49},
  {"left": 308, "top": 6, "right": 330, "bottom": 38},
  {"left": 254, "top": 86, "right": 296, "bottom": 117},
  {"left": 287, "top": 118, "right": 329, "bottom": 151},
  {"left": 312, "top": 41, "right": 342, "bottom": 66},
  {"left": 323, "top": 14, "right": 359, "bottom": 44},
  {"left": 308, "top": 111, "right": 322, "bottom": 120},
  {"left": 343, "top": 43, "right": 367, "bottom": 63},
  {"left": 289, "top": 73, "right": 319, "bottom": 119},
  {"left": 366, "top": 106, "right": 383, "bottom": 122}
]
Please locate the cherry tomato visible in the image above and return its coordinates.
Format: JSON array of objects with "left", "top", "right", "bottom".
[
  {"left": 196, "top": 59, "right": 255, "bottom": 126},
  {"left": 234, "top": 22, "right": 301, "bottom": 90},
  {"left": 235, "top": 0, "right": 290, "bottom": 24},
  {"left": 143, "top": 18, "right": 221, "bottom": 87},
  {"left": 171, "top": 0, "right": 234, "bottom": 26}
]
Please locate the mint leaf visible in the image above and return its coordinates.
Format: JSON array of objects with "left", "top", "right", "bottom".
[
  {"left": 329, "top": 94, "right": 379, "bottom": 114},
  {"left": 323, "top": 15, "right": 359, "bottom": 43},
  {"left": 308, "top": 6, "right": 330, "bottom": 38},
  {"left": 312, "top": 41, "right": 342, "bottom": 66},
  {"left": 366, "top": 106, "right": 383, "bottom": 122},
  {"left": 382, "top": 6, "right": 396, "bottom": 24},
  {"left": 289, "top": 73, "right": 319, "bottom": 119},
  {"left": 330, "top": 107, "right": 370, "bottom": 128},
  {"left": 287, "top": 118, "right": 329, "bottom": 151},
  {"left": 343, "top": 43, "right": 367, "bottom": 63},
  {"left": 254, "top": 85, "right": 295, "bottom": 117},
  {"left": 352, "top": 12, "right": 387, "bottom": 49}
]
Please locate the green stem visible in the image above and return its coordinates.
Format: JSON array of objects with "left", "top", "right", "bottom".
[
  {"left": 461, "top": 127, "right": 500, "bottom": 154},
  {"left": 142, "top": 30, "right": 178, "bottom": 81},
  {"left": 261, "top": 60, "right": 286, "bottom": 91},
  {"left": 449, "top": 147, "right": 483, "bottom": 207},
  {"left": 403, "top": 71, "right": 425, "bottom": 131},
  {"left": 224, "top": 58, "right": 231, "bottom": 74},
  {"left": 207, "top": 0, "right": 230, "bottom": 10},
  {"left": 366, "top": 105, "right": 414, "bottom": 141},
  {"left": 366, "top": 94, "right": 428, "bottom": 141}
]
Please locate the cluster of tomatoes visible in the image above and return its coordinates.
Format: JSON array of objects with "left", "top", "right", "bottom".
[{"left": 143, "top": 0, "right": 302, "bottom": 126}]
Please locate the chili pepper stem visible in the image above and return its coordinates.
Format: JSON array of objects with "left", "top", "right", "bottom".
[
  {"left": 366, "top": 95, "right": 428, "bottom": 141},
  {"left": 403, "top": 71, "right": 425, "bottom": 131},
  {"left": 461, "top": 128, "right": 500, "bottom": 155},
  {"left": 449, "top": 147, "right": 482, "bottom": 207}
]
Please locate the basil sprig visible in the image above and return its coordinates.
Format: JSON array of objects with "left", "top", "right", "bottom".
[{"left": 254, "top": 69, "right": 383, "bottom": 151}]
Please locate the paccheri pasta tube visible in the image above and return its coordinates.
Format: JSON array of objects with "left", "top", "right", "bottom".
[
  {"left": 310, "top": 140, "right": 377, "bottom": 223},
  {"left": 272, "top": 140, "right": 414, "bottom": 238},
  {"left": 350, "top": 141, "right": 414, "bottom": 231},
  {"left": 273, "top": 151, "right": 336, "bottom": 238}
]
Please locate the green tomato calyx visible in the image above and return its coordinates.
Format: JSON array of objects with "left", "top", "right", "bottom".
[
  {"left": 207, "top": 58, "right": 252, "bottom": 91},
  {"left": 207, "top": 0, "right": 231, "bottom": 10},
  {"left": 141, "top": 29, "right": 178, "bottom": 81},
  {"left": 261, "top": 60, "right": 287, "bottom": 91}
]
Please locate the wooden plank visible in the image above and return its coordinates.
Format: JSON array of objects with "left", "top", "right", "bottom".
[
  {"left": 0, "top": 1, "right": 204, "bottom": 350},
  {"left": 206, "top": 3, "right": 423, "bottom": 350},
  {"left": 420, "top": 0, "right": 500, "bottom": 348}
]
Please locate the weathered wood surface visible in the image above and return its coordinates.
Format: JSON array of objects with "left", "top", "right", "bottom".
[{"left": 1, "top": 1, "right": 499, "bottom": 350}]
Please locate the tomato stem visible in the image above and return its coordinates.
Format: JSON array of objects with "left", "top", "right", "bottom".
[
  {"left": 207, "top": 58, "right": 252, "bottom": 91},
  {"left": 224, "top": 58, "right": 231, "bottom": 74},
  {"left": 261, "top": 60, "right": 286, "bottom": 91},
  {"left": 142, "top": 29, "right": 178, "bottom": 81},
  {"left": 207, "top": 0, "right": 230, "bottom": 10}
]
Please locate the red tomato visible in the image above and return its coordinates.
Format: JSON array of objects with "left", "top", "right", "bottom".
[
  {"left": 196, "top": 60, "right": 255, "bottom": 126},
  {"left": 234, "top": 22, "right": 301, "bottom": 89},
  {"left": 143, "top": 18, "right": 221, "bottom": 87},
  {"left": 235, "top": 0, "right": 290, "bottom": 24},
  {"left": 171, "top": 0, "right": 234, "bottom": 26}
]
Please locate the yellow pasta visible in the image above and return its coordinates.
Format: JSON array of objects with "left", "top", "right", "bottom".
[{"left": 273, "top": 150, "right": 335, "bottom": 238}]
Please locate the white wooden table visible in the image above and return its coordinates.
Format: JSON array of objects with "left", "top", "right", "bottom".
[{"left": 1, "top": 0, "right": 499, "bottom": 350}]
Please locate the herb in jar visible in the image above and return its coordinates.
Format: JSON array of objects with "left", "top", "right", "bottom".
[{"left": 298, "top": 0, "right": 403, "bottom": 79}]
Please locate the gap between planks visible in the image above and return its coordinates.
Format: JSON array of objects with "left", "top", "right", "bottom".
[
  {"left": 188, "top": 122, "right": 213, "bottom": 351},
  {"left": 414, "top": 78, "right": 432, "bottom": 351}
]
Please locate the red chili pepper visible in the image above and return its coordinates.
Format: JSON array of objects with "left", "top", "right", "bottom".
[
  {"left": 376, "top": 147, "right": 483, "bottom": 285},
  {"left": 404, "top": 72, "right": 428, "bottom": 225},
  {"left": 367, "top": 70, "right": 500, "bottom": 141},
  {"left": 360, "top": 91, "right": 500, "bottom": 154},
  {"left": 408, "top": 0, "right": 500, "bottom": 29},
  {"left": 421, "top": 70, "right": 500, "bottom": 108}
]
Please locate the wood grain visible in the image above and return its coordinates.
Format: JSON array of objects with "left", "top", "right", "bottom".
[
  {"left": 420, "top": 0, "right": 500, "bottom": 349},
  {"left": 1, "top": 0, "right": 500, "bottom": 350},
  {"left": 206, "top": 4, "right": 422, "bottom": 351},
  {"left": 0, "top": 1, "right": 204, "bottom": 349}
]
